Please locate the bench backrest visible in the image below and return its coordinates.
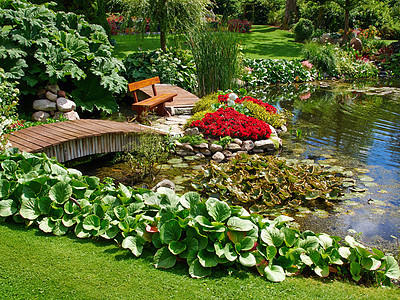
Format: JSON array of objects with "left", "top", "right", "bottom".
[{"left": 128, "top": 76, "right": 160, "bottom": 103}]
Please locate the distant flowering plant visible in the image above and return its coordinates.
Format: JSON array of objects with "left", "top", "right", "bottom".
[
  {"left": 190, "top": 107, "right": 272, "bottom": 140},
  {"left": 301, "top": 60, "right": 313, "bottom": 70},
  {"left": 227, "top": 19, "right": 252, "bottom": 33}
]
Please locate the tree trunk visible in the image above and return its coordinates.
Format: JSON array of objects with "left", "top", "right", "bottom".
[
  {"left": 282, "top": 0, "right": 298, "bottom": 29},
  {"left": 160, "top": 29, "right": 167, "bottom": 52},
  {"left": 343, "top": 0, "right": 350, "bottom": 42}
]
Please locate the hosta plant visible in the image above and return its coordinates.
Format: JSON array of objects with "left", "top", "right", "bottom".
[
  {"left": 0, "top": 1, "right": 127, "bottom": 113},
  {"left": 0, "top": 149, "right": 398, "bottom": 285}
]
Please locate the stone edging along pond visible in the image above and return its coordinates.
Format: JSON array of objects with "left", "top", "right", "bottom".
[{"left": 173, "top": 125, "right": 287, "bottom": 163}]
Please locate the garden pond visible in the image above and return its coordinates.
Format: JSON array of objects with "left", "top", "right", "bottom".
[{"left": 74, "top": 79, "right": 400, "bottom": 250}]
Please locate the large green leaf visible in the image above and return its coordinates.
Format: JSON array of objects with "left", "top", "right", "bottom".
[
  {"left": 160, "top": 219, "right": 182, "bottom": 244},
  {"left": 384, "top": 256, "right": 400, "bottom": 279},
  {"left": 113, "top": 205, "right": 128, "bottom": 221},
  {"left": 74, "top": 222, "right": 91, "bottom": 239},
  {"left": 39, "top": 217, "right": 55, "bottom": 233},
  {"left": 206, "top": 198, "right": 231, "bottom": 222},
  {"left": 38, "top": 196, "right": 52, "bottom": 214},
  {"left": 198, "top": 250, "right": 218, "bottom": 268},
  {"left": 82, "top": 214, "right": 101, "bottom": 231},
  {"left": 264, "top": 264, "right": 286, "bottom": 282},
  {"left": 189, "top": 259, "right": 211, "bottom": 278},
  {"left": 261, "top": 227, "right": 284, "bottom": 247},
  {"left": 239, "top": 252, "right": 256, "bottom": 267},
  {"left": 1, "top": 160, "right": 17, "bottom": 175},
  {"left": 0, "top": 199, "right": 18, "bottom": 217},
  {"left": 153, "top": 246, "right": 176, "bottom": 269},
  {"left": 224, "top": 243, "right": 238, "bottom": 261},
  {"left": 0, "top": 179, "right": 11, "bottom": 198},
  {"left": 20, "top": 198, "right": 40, "bottom": 220},
  {"left": 314, "top": 265, "right": 330, "bottom": 277},
  {"left": 52, "top": 219, "right": 69, "bottom": 236},
  {"left": 227, "top": 216, "right": 253, "bottom": 232},
  {"left": 122, "top": 236, "right": 145, "bottom": 257},
  {"left": 282, "top": 227, "right": 296, "bottom": 247},
  {"left": 49, "top": 182, "right": 72, "bottom": 204},
  {"left": 169, "top": 241, "right": 187, "bottom": 255},
  {"left": 350, "top": 261, "right": 362, "bottom": 281}
]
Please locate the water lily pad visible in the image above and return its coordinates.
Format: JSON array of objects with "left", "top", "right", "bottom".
[
  {"left": 168, "top": 158, "right": 183, "bottom": 164},
  {"left": 377, "top": 190, "right": 388, "bottom": 194},
  {"left": 173, "top": 163, "right": 189, "bottom": 168},
  {"left": 355, "top": 168, "right": 370, "bottom": 174},
  {"left": 183, "top": 156, "right": 199, "bottom": 161},
  {"left": 313, "top": 209, "right": 330, "bottom": 218},
  {"left": 358, "top": 175, "right": 374, "bottom": 182},
  {"left": 343, "top": 200, "right": 360, "bottom": 206},
  {"left": 324, "top": 159, "right": 338, "bottom": 164},
  {"left": 342, "top": 171, "right": 355, "bottom": 177},
  {"left": 371, "top": 208, "right": 386, "bottom": 215},
  {"left": 344, "top": 210, "right": 355, "bottom": 215},
  {"left": 300, "top": 159, "right": 314, "bottom": 165},
  {"left": 174, "top": 176, "right": 187, "bottom": 185},
  {"left": 363, "top": 182, "right": 378, "bottom": 187},
  {"left": 175, "top": 185, "right": 185, "bottom": 192},
  {"left": 343, "top": 181, "right": 356, "bottom": 188},
  {"left": 297, "top": 207, "right": 312, "bottom": 214},
  {"left": 333, "top": 206, "right": 345, "bottom": 213},
  {"left": 368, "top": 199, "right": 389, "bottom": 206},
  {"left": 350, "top": 187, "right": 366, "bottom": 193},
  {"left": 326, "top": 166, "right": 344, "bottom": 173},
  {"left": 193, "top": 165, "right": 204, "bottom": 171}
]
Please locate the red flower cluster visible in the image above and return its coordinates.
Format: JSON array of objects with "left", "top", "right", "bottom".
[
  {"left": 237, "top": 96, "right": 277, "bottom": 114},
  {"left": 227, "top": 19, "right": 252, "bottom": 33},
  {"left": 191, "top": 107, "right": 272, "bottom": 140}
]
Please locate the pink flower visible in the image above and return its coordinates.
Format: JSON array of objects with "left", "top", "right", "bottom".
[{"left": 301, "top": 60, "right": 313, "bottom": 70}]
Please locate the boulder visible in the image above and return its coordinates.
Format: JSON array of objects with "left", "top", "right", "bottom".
[
  {"left": 210, "top": 143, "right": 223, "bottom": 153},
  {"left": 227, "top": 143, "right": 241, "bottom": 151},
  {"left": 233, "top": 138, "right": 243, "bottom": 146},
  {"left": 151, "top": 179, "right": 175, "bottom": 192},
  {"left": 254, "top": 139, "right": 275, "bottom": 151},
  {"left": 57, "top": 97, "right": 76, "bottom": 112},
  {"left": 242, "top": 140, "right": 255, "bottom": 151},
  {"left": 57, "top": 90, "right": 66, "bottom": 98},
  {"left": 45, "top": 84, "right": 59, "bottom": 94},
  {"left": 55, "top": 111, "right": 80, "bottom": 120},
  {"left": 33, "top": 99, "right": 56, "bottom": 111},
  {"left": 200, "top": 148, "right": 212, "bottom": 156},
  {"left": 197, "top": 143, "right": 209, "bottom": 149},
  {"left": 37, "top": 89, "right": 47, "bottom": 98},
  {"left": 212, "top": 151, "right": 225, "bottom": 163},
  {"left": 46, "top": 91, "right": 58, "bottom": 102},
  {"left": 184, "top": 127, "right": 200, "bottom": 136},
  {"left": 32, "top": 111, "right": 50, "bottom": 122},
  {"left": 183, "top": 144, "right": 194, "bottom": 152}
]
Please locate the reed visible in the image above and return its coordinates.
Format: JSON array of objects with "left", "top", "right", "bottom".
[{"left": 186, "top": 26, "right": 241, "bottom": 97}]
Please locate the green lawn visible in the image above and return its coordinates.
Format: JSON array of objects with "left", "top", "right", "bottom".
[
  {"left": 112, "top": 25, "right": 303, "bottom": 60},
  {"left": 1, "top": 221, "right": 399, "bottom": 299}
]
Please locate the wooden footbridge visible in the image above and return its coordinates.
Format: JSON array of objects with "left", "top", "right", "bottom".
[
  {"left": 7, "top": 84, "right": 199, "bottom": 163},
  {"left": 7, "top": 119, "right": 162, "bottom": 163}
]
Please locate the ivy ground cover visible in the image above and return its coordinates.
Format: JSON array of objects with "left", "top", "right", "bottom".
[{"left": 0, "top": 149, "right": 398, "bottom": 286}]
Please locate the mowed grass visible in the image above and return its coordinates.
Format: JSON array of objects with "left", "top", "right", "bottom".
[
  {"left": 1, "top": 221, "right": 399, "bottom": 299},
  {"left": 111, "top": 25, "right": 303, "bottom": 60}
]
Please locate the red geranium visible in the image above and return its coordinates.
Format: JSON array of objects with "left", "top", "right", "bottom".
[
  {"left": 237, "top": 96, "right": 277, "bottom": 114},
  {"left": 191, "top": 107, "right": 272, "bottom": 140}
]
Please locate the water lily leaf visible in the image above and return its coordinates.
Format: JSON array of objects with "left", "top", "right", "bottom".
[
  {"left": 82, "top": 214, "right": 101, "bottom": 231},
  {"left": 239, "top": 252, "right": 256, "bottom": 267},
  {"left": 49, "top": 182, "right": 72, "bottom": 204},
  {"left": 189, "top": 258, "right": 211, "bottom": 278},
  {"left": 160, "top": 219, "right": 182, "bottom": 244},
  {"left": 350, "top": 187, "right": 366, "bottom": 193},
  {"left": 358, "top": 175, "right": 374, "bottom": 182},
  {"left": 261, "top": 227, "right": 284, "bottom": 247},
  {"left": 264, "top": 264, "right": 286, "bottom": 282},
  {"left": 384, "top": 256, "right": 400, "bottom": 279},
  {"left": 122, "top": 236, "right": 145, "bottom": 257},
  {"left": 0, "top": 199, "right": 18, "bottom": 217},
  {"left": 154, "top": 246, "right": 176, "bottom": 269},
  {"left": 227, "top": 216, "right": 253, "bottom": 232},
  {"left": 206, "top": 198, "right": 231, "bottom": 222}
]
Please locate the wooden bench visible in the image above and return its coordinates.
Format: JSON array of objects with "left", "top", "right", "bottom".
[{"left": 128, "top": 77, "right": 177, "bottom": 121}]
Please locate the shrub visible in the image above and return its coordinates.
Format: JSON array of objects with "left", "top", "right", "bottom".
[
  {"left": 0, "top": 0, "right": 126, "bottom": 114},
  {"left": 293, "top": 18, "right": 314, "bottom": 43},
  {"left": 302, "top": 42, "right": 338, "bottom": 75},
  {"left": 242, "top": 101, "right": 286, "bottom": 129},
  {"left": 241, "top": 58, "right": 318, "bottom": 86},
  {"left": 122, "top": 49, "right": 197, "bottom": 93},
  {"left": 183, "top": 110, "right": 213, "bottom": 130},
  {"left": 0, "top": 69, "right": 19, "bottom": 151},
  {"left": 178, "top": 134, "right": 208, "bottom": 146},
  {"left": 192, "top": 93, "right": 220, "bottom": 114}
]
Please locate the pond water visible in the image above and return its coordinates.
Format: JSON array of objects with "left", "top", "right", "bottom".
[{"left": 74, "top": 79, "right": 400, "bottom": 250}]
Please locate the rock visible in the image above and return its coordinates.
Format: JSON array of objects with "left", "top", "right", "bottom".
[
  {"left": 233, "top": 138, "right": 243, "bottom": 146},
  {"left": 200, "top": 148, "right": 212, "bottom": 156},
  {"left": 151, "top": 179, "right": 175, "bottom": 192},
  {"left": 32, "top": 111, "right": 50, "bottom": 122},
  {"left": 270, "top": 136, "right": 283, "bottom": 148},
  {"left": 45, "top": 84, "right": 59, "bottom": 94},
  {"left": 227, "top": 143, "right": 241, "bottom": 151},
  {"left": 175, "top": 141, "right": 184, "bottom": 148},
  {"left": 57, "top": 97, "right": 76, "bottom": 112},
  {"left": 210, "top": 143, "right": 223, "bottom": 153},
  {"left": 252, "top": 149, "right": 264, "bottom": 153},
  {"left": 196, "top": 153, "right": 205, "bottom": 159},
  {"left": 197, "top": 143, "right": 209, "bottom": 149},
  {"left": 184, "top": 127, "right": 199, "bottom": 136},
  {"left": 222, "top": 150, "right": 233, "bottom": 157},
  {"left": 212, "top": 151, "right": 225, "bottom": 162},
  {"left": 242, "top": 140, "right": 255, "bottom": 151},
  {"left": 183, "top": 143, "right": 194, "bottom": 152},
  {"left": 269, "top": 125, "right": 277, "bottom": 136},
  {"left": 33, "top": 99, "right": 56, "bottom": 111},
  {"left": 350, "top": 37, "right": 362, "bottom": 53},
  {"left": 37, "top": 89, "right": 47, "bottom": 98},
  {"left": 46, "top": 91, "right": 58, "bottom": 102},
  {"left": 57, "top": 90, "right": 66, "bottom": 98},
  {"left": 176, "top": 150, "right": 195, "bottom": 156},
  {"left": 55, "top": 111, "right": 80, "bottom": 120},
  {"left": 254, "top": 139, "right": 275, "bottom": 151},
  {"left": 320, "top": 33, "right": 331, "bottom": 44}
]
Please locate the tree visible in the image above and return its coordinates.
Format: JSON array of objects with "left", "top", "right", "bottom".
[
  {"left": 282, "top": 0, "right": 298, "bottom": 29},
  {"left": 334, "top": 0, "right": 364, "bottom": 37},
  {"left": 118, "top": 0, "right": 212, "bottom": 51}
]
